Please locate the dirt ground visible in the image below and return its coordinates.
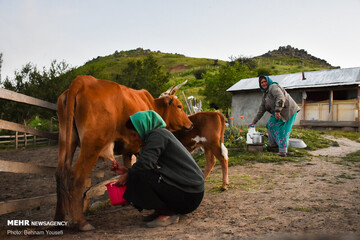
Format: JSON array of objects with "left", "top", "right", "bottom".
[{"left": 0, "top": 136, "right": 359, "bottom": 240}]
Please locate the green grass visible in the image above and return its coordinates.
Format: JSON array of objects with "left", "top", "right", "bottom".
[
  {"left": 291, "top": 128, "right": 339, "bottom": 150},
  {"left": 341, "top": 150, "right": 360, "bottom": 163},
  {"left": 193, "top": 128, "right": 359, "bottom": 169},
  {"left": 253, "top": 56, "right": 334, "bottom": 75},
  {"left": 327, "top": 131, "right": 360, "bottom": 142},
  {"left": 336, "top": 150, "right": 360, "bottom": 168}
]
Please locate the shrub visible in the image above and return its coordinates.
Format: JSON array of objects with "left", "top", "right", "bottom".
[
  {"left": 193, "top": 68, "right": 207, "bottom": 79},
  {"left": 28, "top": 117, "right": 58, "bottom": 132}
]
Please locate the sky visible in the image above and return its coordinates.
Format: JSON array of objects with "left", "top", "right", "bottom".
[{"left": 1, "top": 0, "right": 359, "bottom": 80}]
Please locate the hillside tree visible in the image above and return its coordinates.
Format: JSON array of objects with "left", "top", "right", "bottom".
[
  {"left": 202, "top": 62, "right": 254, "bottom": 117},
  {"left": 116, "top": 55, "right": 169, "bottom": 97},
  {"left": 0, "top": 60, "right": 72, "bottom": 123}
]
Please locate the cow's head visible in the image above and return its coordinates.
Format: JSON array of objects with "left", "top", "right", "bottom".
[
  {"left": 155, "top": 95, "right": 193, "bottom": 132},
  {"left": 156, "top": 80, "right": 193, "bottom": 131}
]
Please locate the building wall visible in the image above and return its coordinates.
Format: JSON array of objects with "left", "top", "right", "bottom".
[
  {"left": 230, "top": 91, "right": 271, "bottom": 126},
  {"left": 230, "top": 90, "right": 304, "bottom": 126},
  {"left": 230, "top": 88, "right": 358, "bottom": 127}
]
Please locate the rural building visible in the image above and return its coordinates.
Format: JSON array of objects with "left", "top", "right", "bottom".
[{"left": 227, "top": 67, "right": 360, "bottom": 131}]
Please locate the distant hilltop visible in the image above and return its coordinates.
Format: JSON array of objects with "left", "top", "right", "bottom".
[{"left": 259, "top": 45, "right": 333, "bottom": 67}]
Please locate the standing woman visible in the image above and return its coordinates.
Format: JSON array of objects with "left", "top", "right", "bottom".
[
  {"left": 111, "top": 110, "right": 204, "bottom": 227},
  {"left": 249, "top": 75, "right": 300, "bottom": 157}
]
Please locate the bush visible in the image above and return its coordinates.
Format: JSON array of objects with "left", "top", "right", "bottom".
[
  {"left": 257, "top": 68, "right": 271, "bottom": 76},
  {"left": 193, "top": 68, "right": 207, "bottom": 79},
  {"left": 28, "top": 117, "right": 58, "bottom": 132}
]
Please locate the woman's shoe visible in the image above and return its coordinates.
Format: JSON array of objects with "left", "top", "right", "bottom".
[
  {"left": 145, "top": 215, "right": 179, "bottom": 228},
  {"left": 143, "top": 211, "right": 160, "bottom": 222},
  {"left": 277, "top": 153, "right": 287, "bottom": 157},
  {"left": 266, "top": 145, "right": 278, "bottom": 152}
]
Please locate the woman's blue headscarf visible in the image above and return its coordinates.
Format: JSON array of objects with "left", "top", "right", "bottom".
[
  {"left": 259, "top": 75, "right": 277, "bottom": 93},
  {"left": 130, "top": 110, "right": 166, "bottom": 142}
]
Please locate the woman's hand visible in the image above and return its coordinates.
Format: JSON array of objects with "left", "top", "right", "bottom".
[
  {"left": 248, "top": 123, "right": 255, "bottom": 127},
  {"left": 115, "top": 173, "right": 128, "bottom": 186},
  {"left": 275, "top": 112, "right": 281, "bottom": 119},
  {"left": 110, "top": 161, "right": 128, "bottom": 175}
]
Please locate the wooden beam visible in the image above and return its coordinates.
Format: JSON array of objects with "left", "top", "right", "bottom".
[
  {"left": 0, "top": 119, "right": 58, "bottom": 140},
  {"left": 0, "top": 159, "right": 56, "bottom": 175},
  {"left": 85, "top": 176, "right": 119, "bottom": 199},
  {"left": 0, "top": 88, "right": 57, "bottom": 110},
  {"left": 358, "top": 87, "right": 360, "bottom": 123},
  {"left": 182, "top": 91, "right": 192, "bottom": 115},
  {"left": 0, "top": 194, "right": 57, "bottom": 215},
  {"left": 300, "top": 120, "right": 359, "bottom": 127},
  {"left": 329, "top": 90, "right": 333, "bottom": 121},
  {"left": 302, "top": 90, "right": 306, "bottom": 120}
]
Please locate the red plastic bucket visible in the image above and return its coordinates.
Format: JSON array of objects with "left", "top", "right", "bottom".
[{"left": 105, "top": 181, "right": 127, "bottom": 205}]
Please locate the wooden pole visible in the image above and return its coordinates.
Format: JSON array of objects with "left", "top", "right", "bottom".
[
  {"left": 329, "top": 90, "right": 333, "bottom": 121},
  {"left": 302, "top": 90, "right": 306, "bottom": 120},
  {"left": 15, "top": 131, "right": 18, "bottom": 149},
  {"left": 24, "top": 132, "right": 27, "bottom": 148},
  {"left": 181, "top": 91, "right": 192, "bottom": 115},
  {"left": 358, "top": 87, "right": 360, "bottom": 131}
]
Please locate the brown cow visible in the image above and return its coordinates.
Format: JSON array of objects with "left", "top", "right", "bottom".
[
  {"left": 172, "top": 111, "right": 229, "bottom": 191},
  {"left": 55, "top": 75, "right": 192, "bottom": 231}
]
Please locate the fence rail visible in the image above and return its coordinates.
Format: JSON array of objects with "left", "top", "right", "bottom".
[
  {"left": 0, "top": 88, "right": 61, "bottom": 215},
  {"left": 0, "top": 133, "right": 55, "bottom": 149},
  {"left": 0, "top": 87, "right": 112, "bottom": 216}
]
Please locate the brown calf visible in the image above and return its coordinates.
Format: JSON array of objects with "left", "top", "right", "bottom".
[{"left": 173, "top": 111, "right": 229, "bottom": 190}]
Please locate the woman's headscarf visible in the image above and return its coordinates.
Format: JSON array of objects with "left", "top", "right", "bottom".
[
  {"left": 259, "top": 75, "right": 277, "bottom": 92},
  {"left": 130, "top": 110, "right": 167, "bottom": 142}
]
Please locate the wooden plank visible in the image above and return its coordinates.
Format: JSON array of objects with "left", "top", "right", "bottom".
[
  {"left": 0, "top": 88, "right": 57, "bottom": 110},
  {"left": 300, "top": 120, "right": 359, "bottom": 127},
  {"left": 329, "top": 90, "right": 333, "bottom": 121},
  {"left": 358, "top": 87, "right": 360, "bottom": 122},
  {"left": 182, "top": 91, "right": 192, "bottom": 115},
  {"left": 0, "top": 119, "right": 58, "bottom": 140},
  {"left": 0, "top": 159, "right": 56, "bottom": 175},
  {"left": 0, "top": 175, "right": 115, "bottom": 215},
  {"left": 85, "top": 176, "right": 119, "bottom": 199},
  {"left": 0, "top": 194, "right": 56, "bottom": 215}
]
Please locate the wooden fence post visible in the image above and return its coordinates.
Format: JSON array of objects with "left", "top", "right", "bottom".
[
  {"left": 48, "top": 118, "right": 53, "bottom": 145},
  {"left": 24, "top": 132, "right": 27, "bottom": 148},
  {"left": 15, "top": 131, "right": 18, "bottom": 149}
]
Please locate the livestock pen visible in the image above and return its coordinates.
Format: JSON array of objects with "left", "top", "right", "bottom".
[{"left": 0, "top": 88, "right": 117, "bottom": 217}]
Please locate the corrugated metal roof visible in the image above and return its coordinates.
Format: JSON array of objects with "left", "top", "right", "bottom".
[{"left": 227, "top": 67, "right": 360, "bottom": 92}]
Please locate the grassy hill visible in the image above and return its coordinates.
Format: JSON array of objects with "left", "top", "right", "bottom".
[
  {"left": 253, "top": 45, "right": 337, "bottom": 75},
  {"left": 70, "top": 46, "right": 336, "bottom": 112},
  {"left": 72, "top": 48, "right": 226, "bottom": 80}
]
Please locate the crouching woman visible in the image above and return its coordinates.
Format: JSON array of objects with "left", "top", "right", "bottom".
[{"left": 111, "top": 110, "right": 205, "bottom": 228}]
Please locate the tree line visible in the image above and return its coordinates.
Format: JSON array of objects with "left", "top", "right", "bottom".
[{"left": 0, "top": 53, "right": 263, "bottom": 127}]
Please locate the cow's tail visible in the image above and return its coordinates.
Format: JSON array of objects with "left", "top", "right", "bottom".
[
  {"left": 65, "top": 77, "right": 83, "bottom": 169},
  {"left": 219, "top": 112, "right": 229, "bottom": 161},
  {"left": 61, "top": 77, "right": 84, "bottom": 204},
  {"left": 55, "top": 78, "right": 83, "bottom": 220}
]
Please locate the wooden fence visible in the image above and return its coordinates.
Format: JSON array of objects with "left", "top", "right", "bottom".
[
  {"left": 0, "top": 133, "right": 55, "bottom": 149},
  {"left": 0, "top": 88, "right": 113, "bottom": 215}
]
